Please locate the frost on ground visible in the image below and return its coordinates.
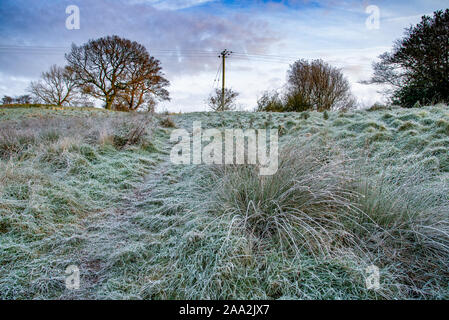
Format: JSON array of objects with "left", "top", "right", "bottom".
[{"left": 0, "top": 106, "right": 448, "bottom": 299}]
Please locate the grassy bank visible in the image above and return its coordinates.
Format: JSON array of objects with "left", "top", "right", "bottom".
[{"left": 0, "top": 106, "right": 448, "bottom": 299}]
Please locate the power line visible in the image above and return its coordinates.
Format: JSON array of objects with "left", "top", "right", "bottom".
[
  {"left": 0, "top": 44, "right": 295, "bottom": 59},
  {"left": 212, "top": 60, "right": 222, "bottom": 90},
  {"left": 0, "top": 44, "right": 383, "bottom": 61},
  {"left": 0, "top": 44, "right": 302, "bottom": 66}
]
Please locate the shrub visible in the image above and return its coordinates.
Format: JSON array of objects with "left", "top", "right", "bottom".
[
  {"left": 286, "top": 59, "right": 355, "bottom": 111},
  {"left": 256, "top": 91, "right": 284, "bottom": 112},
  {"left": 159, "top": 117, "right": 176, "bottom": 128},
  {"left": 436, "top": 119, "right": 449, "bottom": 135},
  {"left": 301, "top": 112, "right": 310, "bottom": 120}
]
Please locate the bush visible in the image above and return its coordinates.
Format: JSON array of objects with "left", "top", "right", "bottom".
[
  {"left": 159, "top": 117, "right": 176, "bottom": 128},
  {"left": 256, "top": 91, "right": 283, "bottom": 112}
]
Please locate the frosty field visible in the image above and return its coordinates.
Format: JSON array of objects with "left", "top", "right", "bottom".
[{"left": 0, "top": 105, "right": 448, "bottom": 299}]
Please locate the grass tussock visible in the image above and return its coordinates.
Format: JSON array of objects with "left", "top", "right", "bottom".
[{"left": 210, "top": 140, "right": 358, "bottom": 258}]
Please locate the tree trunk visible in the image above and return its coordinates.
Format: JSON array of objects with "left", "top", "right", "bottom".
[{"left": 105, "top": 95, "right": 114, "bottom": 110}]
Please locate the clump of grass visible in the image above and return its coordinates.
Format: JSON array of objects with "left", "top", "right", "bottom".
[
  {"left": 301, "top": 111, "right": 310, "bottom": 120},
  {"left": 367, "top": 103, "right": 390, "bottom": 112},
  {"left": 332, "top": 118, "right": 351, "bottom": 127},
  {"left": 398, "top": 121, "right": 418, "bottom": 132},
  {"left": 159, "top": 117, "right": 176, "bottom": 128},
  {"left": 436, "top": 119, "right": 449, "bottom": 135},
  {"left": 365, "top": 132, "right": 392, "bottom": 144},
  {"left": 0, "top": 128, "right": 36, "bottom": 159},
  {"left": 112, "top": 117, "right": 153, "bottom": 149},
  {"left": 355, "top": 165, "right": 449, "bottom": 297},
  {"left": 210, "top": 139, "right": 359, "bottom": 258},
  {"left": 205, "top": 136, "right": 449, "bottom": 298},
  {"left": 398, "top": 113, "right": 420, "bottom": 122},
  {"left": 348, "top": 121, "right": 385, "bottom": 133},
  {"left": 381, "top": 113, "right": 394, "bottom": 121}
]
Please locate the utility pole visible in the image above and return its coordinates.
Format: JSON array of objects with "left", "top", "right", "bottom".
[{"left": 219, "top": 49, "right": 232, "bottom": 111}]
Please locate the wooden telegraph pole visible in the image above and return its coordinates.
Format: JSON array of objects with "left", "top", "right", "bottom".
[{"left": 219, "top": 49, "right": 232, "bottom": 111}]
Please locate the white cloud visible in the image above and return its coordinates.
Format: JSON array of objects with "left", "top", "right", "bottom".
[{"left": 143, "top": 0, "right": 215, "bottom": 10}]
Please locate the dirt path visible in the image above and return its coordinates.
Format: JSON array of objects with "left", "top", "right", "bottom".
[{"left": 62, "top": 137, "right": 176, "bottom": 299}]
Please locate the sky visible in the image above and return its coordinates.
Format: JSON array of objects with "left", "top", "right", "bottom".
[{"left": 0, "top": 0, "right": 447, "bottom": 112}]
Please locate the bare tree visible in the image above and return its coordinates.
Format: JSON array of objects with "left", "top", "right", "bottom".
[
  {"left": 29, "top": 65, "right": 77, "bottom": 106},
  {"left": 66, "top": 35, "right": 170, "bottom": 110},
  {"left": 207, "top": 88, "right": 239, "bottom": 111},
  {"left": 286, "top": 59, "right": 355, "bottom": 111}
]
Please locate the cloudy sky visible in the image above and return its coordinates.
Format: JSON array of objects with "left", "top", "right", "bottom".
[{"left": 0, "top": 0, "right": 447, "bottom": 111}]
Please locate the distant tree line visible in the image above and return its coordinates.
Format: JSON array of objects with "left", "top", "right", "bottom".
[
  {"left": 1, "top": 95, "right": 32, "bottom": 105},
  {"left": 3, "top": 35, "right": 170, "bottom": 112}
]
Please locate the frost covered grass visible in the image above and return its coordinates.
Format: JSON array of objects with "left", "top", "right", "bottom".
[
  {"left": 0, "top": 105, "right": 448, "bottom": 299},
  {"left": 0, "top": 108, "right": 167, "bottom": 299}
]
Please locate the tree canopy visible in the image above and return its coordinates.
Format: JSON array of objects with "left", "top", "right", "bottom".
[
  {"left": 65, "top": 35, "right": 170, "bottom": 110},
  {"left": 367, "top": 9, "right": 449, "bottom": 107}
]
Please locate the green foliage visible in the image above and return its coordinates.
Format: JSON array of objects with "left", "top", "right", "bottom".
[{"left": 369, "top": 10, "right": 449, "bottom": 107}]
